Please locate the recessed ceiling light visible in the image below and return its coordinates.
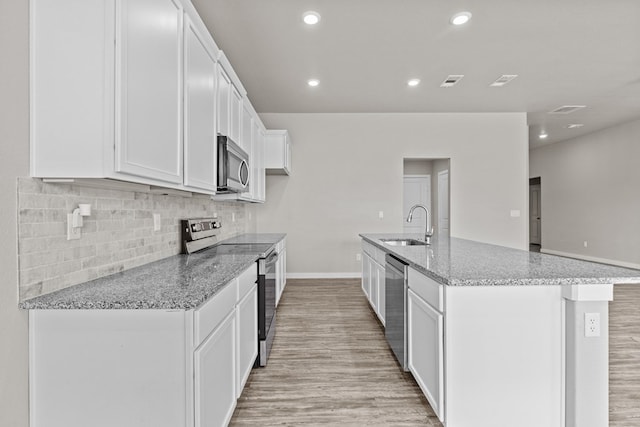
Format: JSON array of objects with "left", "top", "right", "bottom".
[
  {"left": 567, "top": 123, "right": 584, "bottom": 129},
  {"left": 307, "top": 79, "right": 320, "bottom": 87},
  {"left": 407, "top": 79, "right": 421, "bottom": 87},
  {"left": 539, "top": 132, "right": 548, "bottom": 139},
  {"left": 303, "top": 11, "right": 321, "bottom": 25},
  {"left": 450, "top": 12, "right": 472, "bottom": 26}
]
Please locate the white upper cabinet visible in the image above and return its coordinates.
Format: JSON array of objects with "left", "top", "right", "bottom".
[
  {"left": 115, "top": 0, "right": 184, "bottom": 184},
  {"left": 265, "top": 130, "right": 292, "bottom": 175},
  {"left": 183, "top": 14, "right": 217, "bottom": 192},
  {"left": 31, "top": 0, "right": 279, "bottom": 201},
  {"left": 234, "top": 99, "right": 265, "bottom": 203},
  {"left": 216, "top": 52, "right": 245, "bottom": 145}
]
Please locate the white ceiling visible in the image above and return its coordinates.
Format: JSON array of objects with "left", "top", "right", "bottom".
[{"left": 192, "top": 0, "right": 640, "bottom": 148}]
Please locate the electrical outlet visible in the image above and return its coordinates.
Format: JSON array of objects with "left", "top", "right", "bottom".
[
  {"left": 67, "top": 214, "right": 81, "bottom": 240},
  {"left": 356, "top": 253, "right": 362, "bottom": 261},
  {"left": 232, "top": 212, "right": 236, "bottom": 222},
  {"left": 378, "top": 211, "right": 384, "bottom": 219},
  {"left": 583, "top": 241, "right": 588, "bottom": 248},
  {"left": 584, "top": 312, "right": 601, "bottom": 337}
]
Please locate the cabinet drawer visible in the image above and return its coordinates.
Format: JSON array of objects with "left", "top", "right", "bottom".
[
  {"left": 408, "top": 267, "right": 443, "bottom": 312},
  {"left": 373, "top": 247, "right": 386, "bottom": 266},
  {"left": 195, "top": 279, "right": 238, "bottom": 347},
  {"left": 237, "top": 263, "right": 258, "bottom": 300},
  {"left": 362, "top": 241, "right": 375, "bottom": 257}
]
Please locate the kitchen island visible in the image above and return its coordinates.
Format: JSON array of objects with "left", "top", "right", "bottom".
[{"left": 360, "top": 233, "right": 640, "bottom": 427}]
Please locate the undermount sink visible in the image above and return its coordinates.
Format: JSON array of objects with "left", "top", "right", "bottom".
[{"left": 380, "top": 238, "right": 429, "bottom": 246}]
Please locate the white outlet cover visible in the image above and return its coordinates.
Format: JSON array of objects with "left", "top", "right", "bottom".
[
  {"left": 584, "top": 312, "right": 601, "bottom": 337},
  {"left": 379, "top": 211, "right": 384, "bottom": 219},
  {"left": 153, "top": 213, "right": 161, "bottom": 231},
  {"left": 67, "top": 213, "right": 81, "bottom": 240},
  {"left": 510, "top": 210, "right": 521, "bottom": 218}
]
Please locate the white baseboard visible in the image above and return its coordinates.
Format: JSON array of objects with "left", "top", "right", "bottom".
[
  {"left": 541, "top": 249, "right": 640, "bottom": 270},
  {"left": 286, "top": 272, "right": 362, "bottom": 279}
]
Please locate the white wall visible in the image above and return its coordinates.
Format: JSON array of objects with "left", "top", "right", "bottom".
[
  {"left": 256, "top": 113, "right": 528, "bottom": 276},
  {"left": 0, "top": 0, "right": 30, "bottom": 424},
  {"left": 530, "top": 118, "right": 640, "bottom": 268}
]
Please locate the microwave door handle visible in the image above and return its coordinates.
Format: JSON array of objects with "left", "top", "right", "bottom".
[{"left": 239, "top": 160, "right": 249, "bottom": 187}]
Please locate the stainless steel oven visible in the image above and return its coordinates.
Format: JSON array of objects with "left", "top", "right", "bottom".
[{"left": 258, "top": 248, "right": 278, "bottom": 366}]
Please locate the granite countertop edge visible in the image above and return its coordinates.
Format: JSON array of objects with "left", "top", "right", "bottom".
[
  {"left": 360, "top": 233, "right": 640, "bottom": 287},
  {"left": 19, "top": 233, "right": 286, "bottom": 311}
]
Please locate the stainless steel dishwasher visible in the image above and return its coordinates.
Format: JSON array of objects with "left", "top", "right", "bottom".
[{"left": 385, "top": 253, "right": 409, "bottom": 371}]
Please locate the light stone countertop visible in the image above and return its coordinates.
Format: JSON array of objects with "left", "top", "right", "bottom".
[
  {"left": 361, "top": 233, "right": 640, "bottom": 287},
  {"left": 19, "top": 234, "right": 285, "bottom": 310}
]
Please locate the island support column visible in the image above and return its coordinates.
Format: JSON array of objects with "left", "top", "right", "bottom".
[{"left": 562, "top": 283, "right": 613, "bottom": 427}]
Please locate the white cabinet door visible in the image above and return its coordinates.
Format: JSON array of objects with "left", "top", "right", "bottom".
[
  {"left": 236, "top": 284, "right": 258, "bottom": 397},
  {"left": 241, "top": 101, "right": 253, "bottom": 155},
  {"left": 229, "top": 85, "right": 242, "bottom": 144},
  {"left": 183, "top": 15, "right": 216, "bottom": 192},
  {"left": 216, "top": 66, "right": 231, "bottom": 138},
  {"left": 370, "top": 260, "right": 379, "bottom": 311},
  {"left": 362, "top": 254, "right": 371, "bottom": 300},
  {"left": 407, "top": 288, "right": 444, "bottom": 422},
  {"left": 116, "top": 0, "right": 184, "bottom": 184},
  {"left": 195, "top": 310, "right": 236, "bottom": 427},
  {"left": 376, "top": 262, "right": 386, "bottom": 325}
]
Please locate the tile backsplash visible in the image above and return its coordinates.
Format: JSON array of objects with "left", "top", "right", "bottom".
[{"left": 17, "top": 178, "right": 256, "bottom": 300}]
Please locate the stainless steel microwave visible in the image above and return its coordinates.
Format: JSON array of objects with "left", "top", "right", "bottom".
[{"left": 217, "top": 135, "right": 249, "bottom": 193}]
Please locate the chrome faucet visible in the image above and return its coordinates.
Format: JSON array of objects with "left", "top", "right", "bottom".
[{"left": 407, "top": 204, "right": 434, "bottom": 244}]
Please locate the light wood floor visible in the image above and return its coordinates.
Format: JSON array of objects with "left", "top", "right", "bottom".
[
  {"left": 231, "top": 279, "right": 640, "bottom": 426},
  {"left": 231, "top": 279, "right": 441, "bottom": 426}
]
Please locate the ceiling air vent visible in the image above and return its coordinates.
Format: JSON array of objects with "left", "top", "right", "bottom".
[
  {"left": 440, "top": 75, "right": 464, "bottom": 87},
  {"left": 548, "top": 105, "right": 586, "bottom": 114},
  {"left": 490, "top": 75, "right": 518, "bottom": 87}
]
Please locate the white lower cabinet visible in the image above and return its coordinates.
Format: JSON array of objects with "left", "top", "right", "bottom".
[
  {"left": 375, "top": 261, "right": 385, "bottom": 325},
  {"left": 407, "top": 288, "right": 444, "bottom": 421},
  {"left": 28, "top": 264, "right": 258, "bottom": 427},
  {"left": 195, "top": 310, "right": 237, "bottom": 427},
  {"left": 275, "top": 240, "right": 287, "bottom": 306},
  {"left": 236, "top": 284, "right": 258, "bottom": 397},
  {"left": 361, "top": 242, "right": 385, "bottom": 325},
  {"left": 361, "top": 254, "right": 371, "bottom": 300}
]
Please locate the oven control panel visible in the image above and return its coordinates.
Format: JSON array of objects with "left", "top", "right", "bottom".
[{"left": 181, "top": 218, "right": 222, "bottom": 253}]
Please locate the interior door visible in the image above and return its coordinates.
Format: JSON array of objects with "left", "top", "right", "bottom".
[
  {"left": 530, "top": 184, "right": 541, "bottom": 245},
  {"left": 437, "top": 170, "right": 450, "bottom": 237},
  {"left": 403, "top": 175, "right": 431, "bottom": 234}
]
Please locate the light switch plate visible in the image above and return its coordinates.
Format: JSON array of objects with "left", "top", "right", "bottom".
[{"left": 153, "top": 213, "right": 161, "bottom": 231}]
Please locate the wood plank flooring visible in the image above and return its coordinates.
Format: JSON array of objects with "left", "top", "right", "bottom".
[
  {"left": 231, "top": 279, "right": 640, "bottom": 426},
  {"left": 231, "top": 279, "right": 441, "bottom": 426}
]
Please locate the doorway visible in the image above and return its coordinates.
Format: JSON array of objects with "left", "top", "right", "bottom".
[
  {"left": 529, "top": 177, "right": 541, "bottom": 252},
  {"left": 403, "top": 158, "right": 450, "bottom": 238}
]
